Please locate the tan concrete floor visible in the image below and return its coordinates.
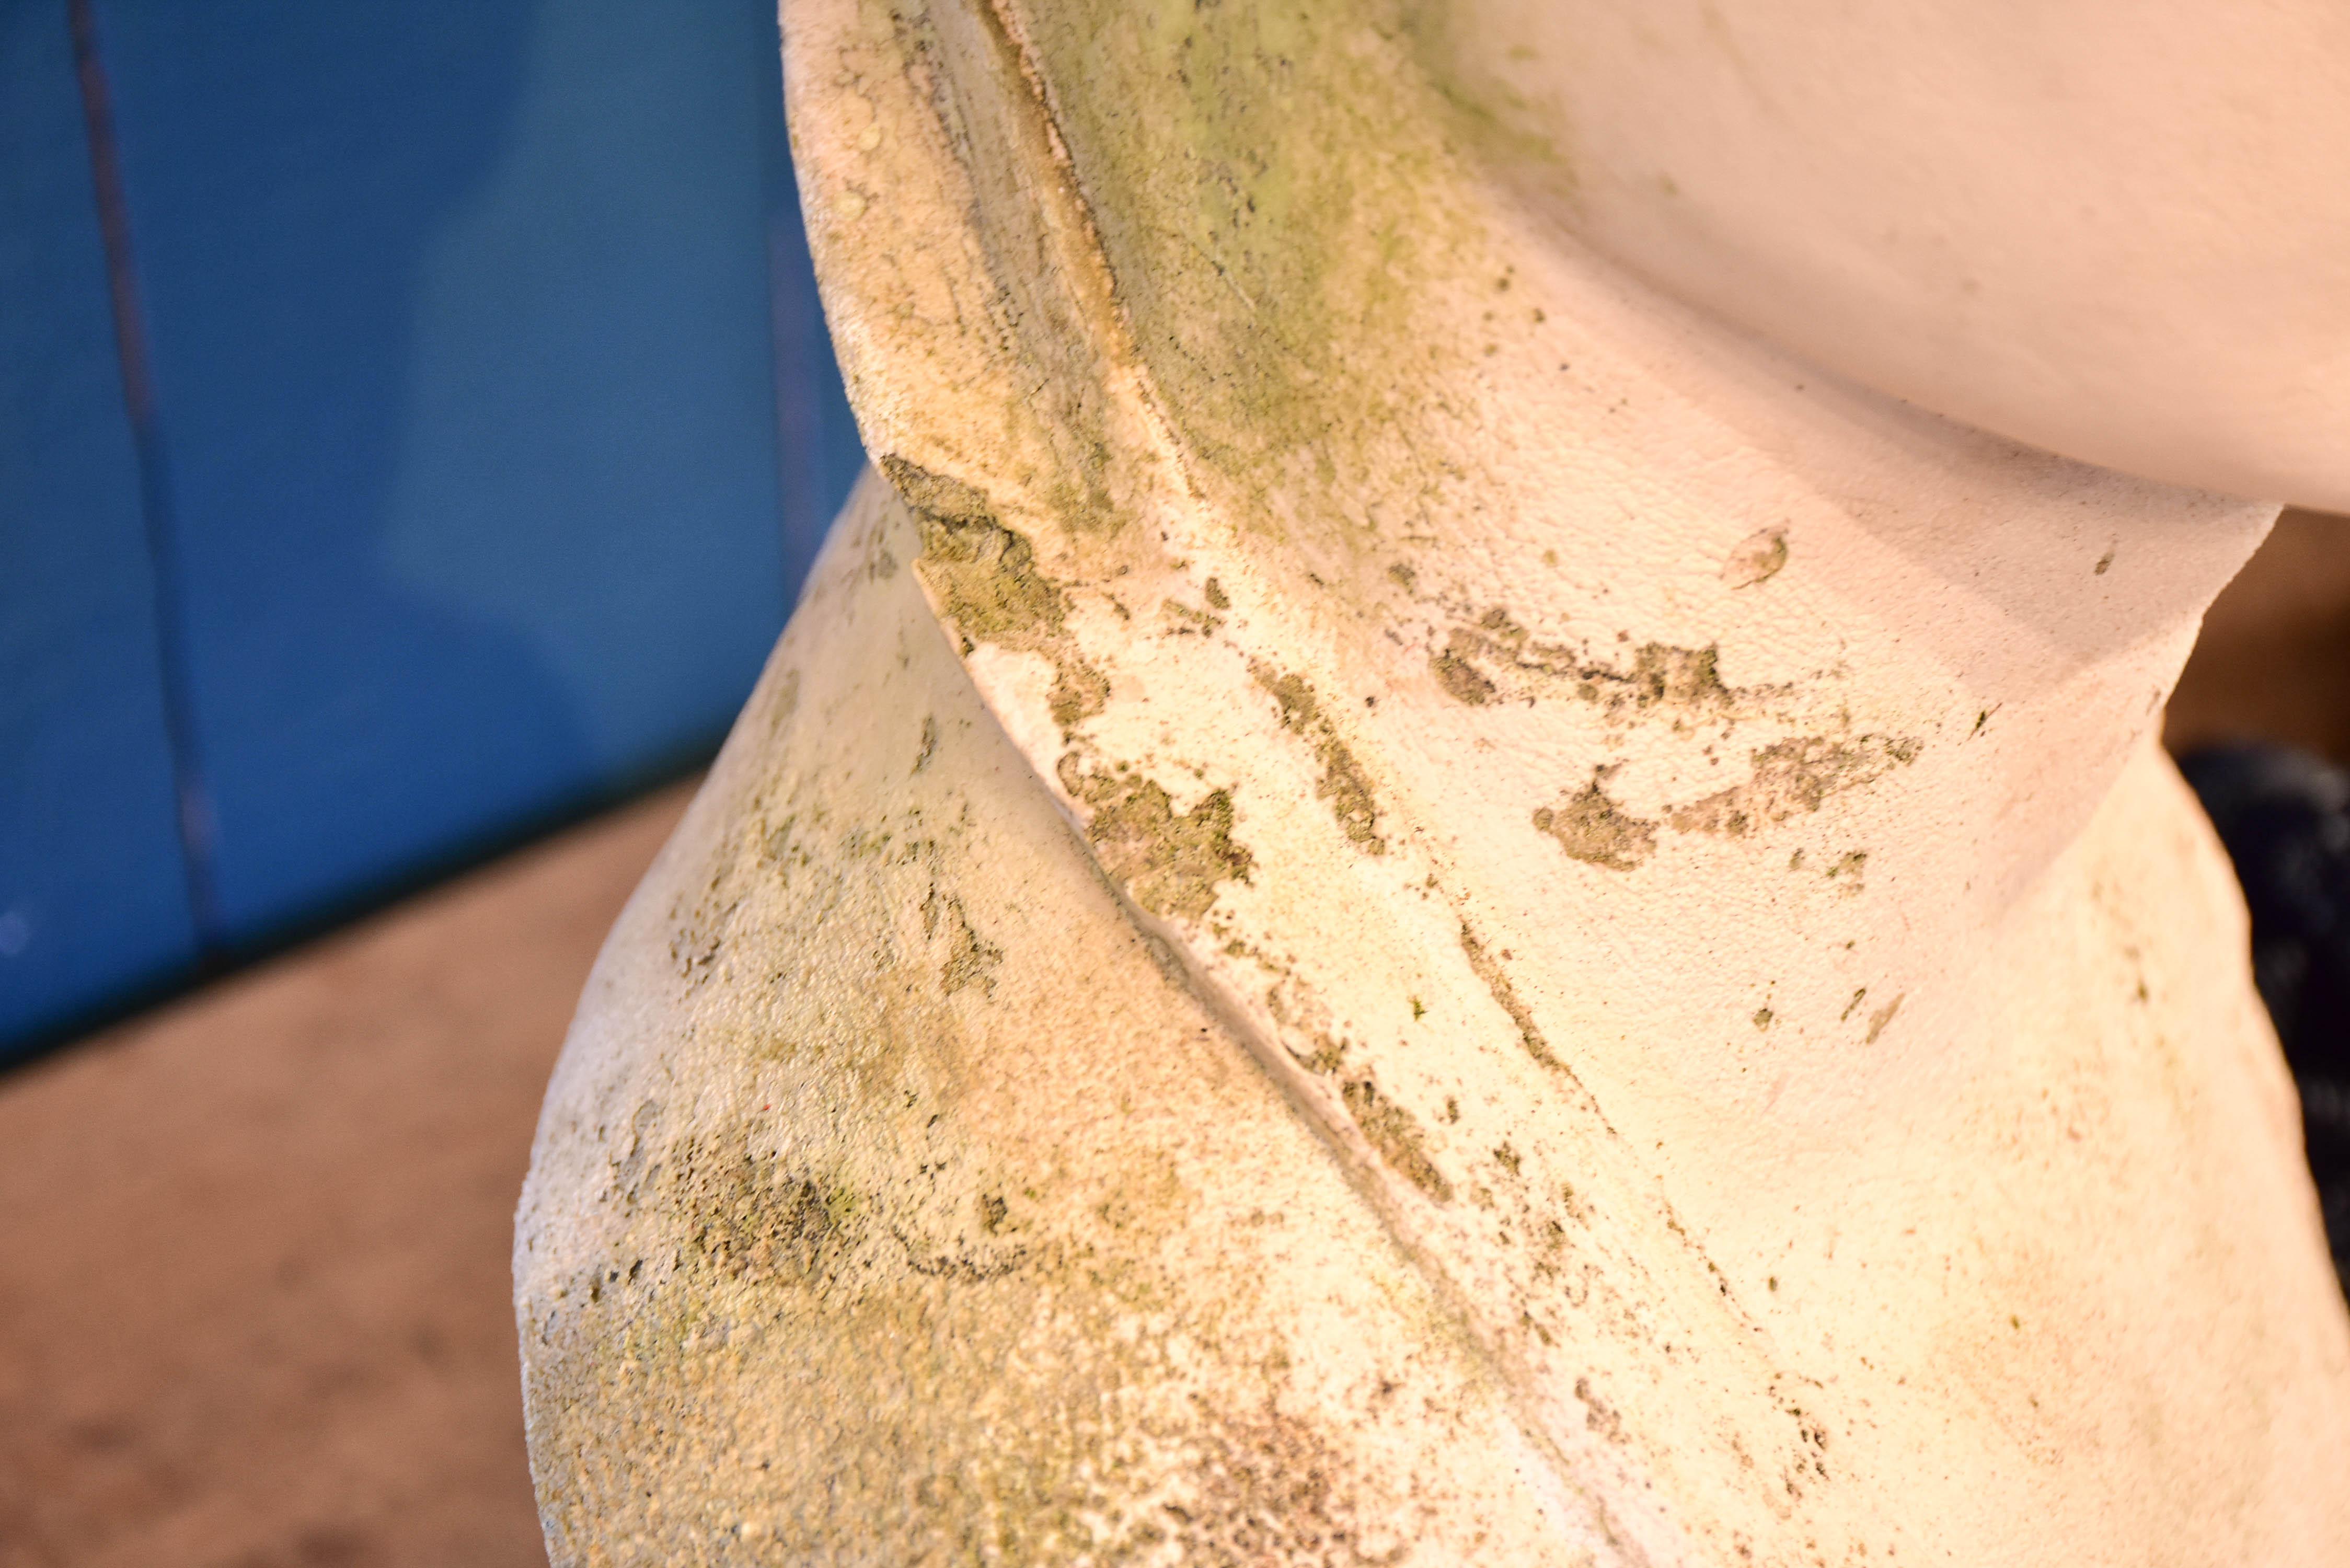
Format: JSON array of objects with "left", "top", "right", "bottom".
[
  {"left": 0, "top": 780, "right": 694, "bottom": 1568},
  {"left": 0, "top": 512, "right": 2340, "bottom": 1568}
]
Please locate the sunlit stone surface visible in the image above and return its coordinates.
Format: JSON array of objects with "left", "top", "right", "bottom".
[{"left": 517, "top": 4, "right": 2350, "bottom": 1560}]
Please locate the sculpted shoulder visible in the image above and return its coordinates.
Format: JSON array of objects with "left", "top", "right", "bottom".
[{"left": 514, "top": 477, "right": 1607, "bottom": 1564}]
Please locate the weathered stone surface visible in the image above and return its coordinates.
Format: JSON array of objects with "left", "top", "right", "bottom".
[
  {"left": 517, "top": 482, "right": 1592, "bottom": 1564},
  {"left": 519, "top": 2, "right": 2350, "bottom": 1560}
]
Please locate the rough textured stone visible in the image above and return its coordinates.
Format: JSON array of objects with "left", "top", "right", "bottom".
[{"left": 519, "top": 3, "right": 2350, "bottom": 1561}]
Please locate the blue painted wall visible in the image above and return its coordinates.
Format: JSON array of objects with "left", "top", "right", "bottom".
[
  {"left": 1, "top": 0, "right": 199, "bottom": 1048},
  {"left": 1, "top": 0, "right": 863, "bottom": 1055}
]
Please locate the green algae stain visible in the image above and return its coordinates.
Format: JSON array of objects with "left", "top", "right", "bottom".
[
  {"left": 534, "top": 1123, "right": 1403, "bottom": 1560},
  {"left": 1009, "top": 1, "right": 1486, "bottom": 518},
  {"left": 1397, "top": 7, "right": 1580, "bottom": 202}
]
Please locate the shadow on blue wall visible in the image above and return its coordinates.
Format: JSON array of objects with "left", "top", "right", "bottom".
[{"left": 0, "top": 0, "right": 863, "bottom": 1056}]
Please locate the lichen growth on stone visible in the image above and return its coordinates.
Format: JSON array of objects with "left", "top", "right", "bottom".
[
  {"left": 885, "top": 455, "right": 1110, "bottom": 729},
  {"left": 1434, "top": 615, "right": 1745, "bottom": 718},
  {"left": 1287, "top": 1032, "right": 1349, "bottom": 1075},
  {"left": 1432, "top": 632, "right": 1500, "bottom": 706},
  {"left": 926, "top": 890, "right": 1005, "bottom": 997},
  {"left": 888, "top": 455, "right": 1068, "bottom": 639},
  {"left": 1623, "top": 642, "right": 1732, "bottom": 709},
  {"left": 1059, "top": 755, "right": 1255, "bottom": 920},
  {"left": 1251, "top": 661, "right": 1386, "bottom": 852},
  {"left": 1457, "top": 920, "right": 1560, "bottom": 1069},
  {"left": 1824, "top": 850, "right": 1869, "bottom": 895},
  {"left": 1721, "top": 526, "right": 1789, "bottom": 588},
  {"left": 1341, "top": 1077, "right": 1454, "bottom": 1203},
  {"left": 1668, "top": 736, "right": 1919, "bottom": 837},
  {"left": 1535, "top": 773, "right": 1660, "bottom": 871}
]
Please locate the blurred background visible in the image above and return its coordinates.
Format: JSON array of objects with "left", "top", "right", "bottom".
[
  {"left": 1, "top": 1, "right": 2346, "bottom": 1563},
  {"left": 3, "top": 0, "right": 860, "bottom": 1056}
]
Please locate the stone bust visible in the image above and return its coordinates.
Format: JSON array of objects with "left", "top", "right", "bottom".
[{"left": 515, "top": 2, "right": 2350, "bottom": 1561}]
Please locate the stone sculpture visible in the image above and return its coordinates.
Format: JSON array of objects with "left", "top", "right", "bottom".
[{"left": 516, "top": 3, "right": 2350, "bottom": 1560}]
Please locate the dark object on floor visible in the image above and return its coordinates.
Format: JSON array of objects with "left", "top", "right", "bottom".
[{"left": 2179, "top": 742, "right": 2350, "bottom": 1287}]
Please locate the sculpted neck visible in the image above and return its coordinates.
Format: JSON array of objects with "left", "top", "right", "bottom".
[
  {"left": 913, "top": 204, "right": 2276, "bottom": 1172},
  {"left": 791, "top": 0, "right": 2271, "bottom": 1116},
  {"left": 1160, "top": 201, "right": 2273, "bottom": 1063}
]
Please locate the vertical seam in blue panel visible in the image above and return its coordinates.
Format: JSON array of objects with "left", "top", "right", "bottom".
[{"left": 68, "top": 0, "right": 224, "bottom": 962}]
